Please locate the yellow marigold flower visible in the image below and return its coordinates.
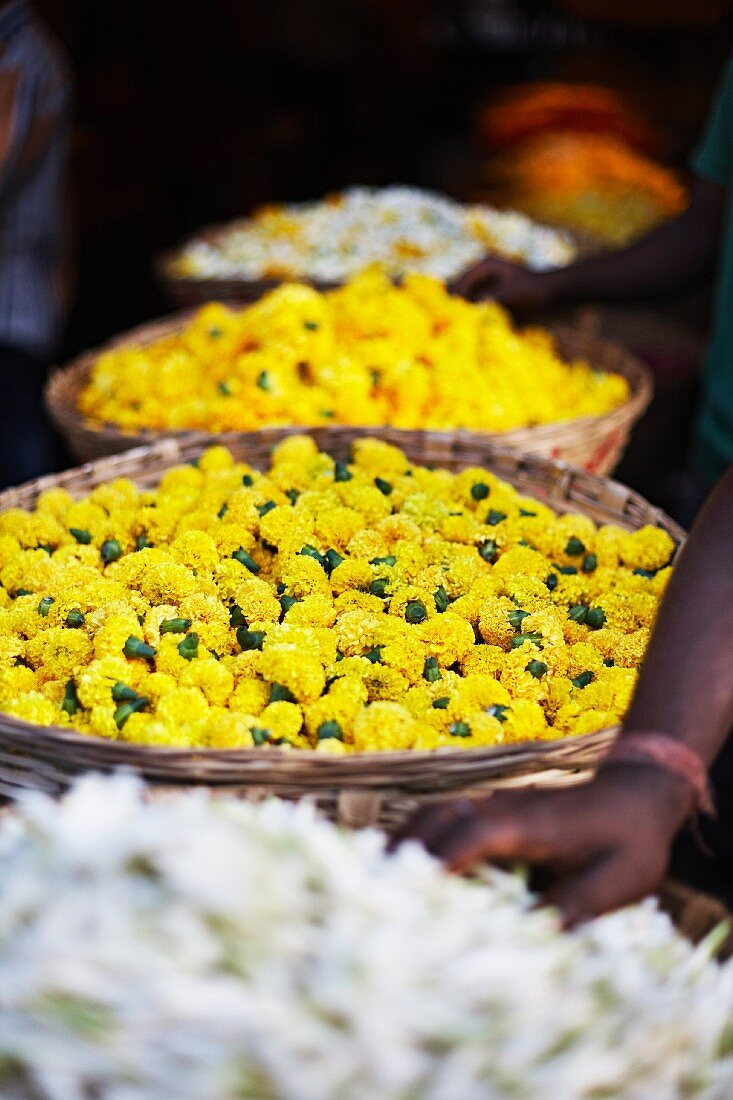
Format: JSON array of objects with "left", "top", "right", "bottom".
[
  {"left": 136, "top": 671, "right": 178, "bottom": 702},
  {"left": 138, "top": 559, "right": 200, "bottom": 606},
  {"left": 463, "top": 711, "right": 507, "bottom": 746},
  {"left": 377, "top": 515, "right": 423, "bottom": 547},
  {"left": 651, "top": 566, "right": 673, "bottom": 599},
  {"left": 304, "top": 674, "right": 371, "bottom": 739},
  {"left": 595, "top": 665, "right": 637, "bottom": 712},
  {"left": 0, "top": 630, "right": 26, "bottom": 664},
  {"left": 497, "top": 651, "right": 545, "bottom": 703},
  {"left": 459, "top": 644, "right": 506, "bottom": 678},
  {"left": 620, "top": 526, "right": 675, "bottom": 572},
  {"left": 257, "top": 700, "right": 305, "bottom": 744},
  {"left": 601, "top": 592, "right": 657, "bottom": 632},
  {"left": 499, "top": 574, "right": 551, "bottom": 611},
  {"left": 417, "top": 612, "right": 475, "bottom": 667},
  {"left": 314, "top": 506, "right": 364, "bottom": 552},
  {"left": 333, "top": 609, "right": 382, "bottom": 657},
  {"left": 4, "top": 690, "right": 59, "bottom": 726},
  {"left": 451, "top": 673, "right": 512, "bottom": 713},
  {"left": 180, "top": 658, "right": 234, "bottom": 706},
  {"left": 0, "top": 664, "right": 37, "bottom": 702},
  {"left": 88, "top": 477, "right": 140, "bottom": 513},
  {"left": 198, "top": 710, "right": 255, "bottom": 750},
  {"left": 0, "top": 533, "right": 21, "bottom": 569},
  {"left": 361, "top": 663, "right": 409, "bottom": 702},
  {"left": 258, "top": 644, "right": 325, "bottom": 703},
  {"left": 217, "top": 490, "right": 260, "bottom": 532},
  {"left": 142, "top": 604, "right": 180, "bottom": 646},
  {"left": 379, "top": 632, "right": 425, "bottom": 684},
  {"left": 565, "top": 642, "right": 605, "bottom": 679},
  {"left": 346, "top": 528, "right": 389, "bottom": 562},
  {"left": 120, "top": 714, "right": 195, "bottom": 747},
  {"left": 329, "top": 559, "right": 372, "bottom": 596},
  {"left": 228, "top": 576, "right": 281, "bottom": 627},
  {"left": 230, "top": 677, "right": 269, "bottom": 715},
  {"left": 77, "top": 656, "right": 136, "bottom": 708},
  {"left": 502, "top": 699, "right": 548, "bottom": 740},
  {"left": 152, "top": 634, "right": 192, "bottom": 677},
  {"left": 259, "top": 506, "right": 315, "bottom": 556},
  {"left": 212, "top": 522, "right": 259, "bottom": 560},
  {"left": 279, "top": 554, "right": 332, "bottom": 600},
  {"left": 594, "top": 525, "right": 627, "bottom": 569},
  {"left": 198, "top": 445, "right": 236, "bottom": 472},
  {"left": 333, "top": 590, "right": 386, "bottom": 618},
  {"left": 532, "top": 513, "right": 597, "bottom": 564},
  {"left": 26, "top": 628, "right": 93, "bottom": 684},
  {"left": 168, "top": 530, "right": 220, "bottom": 573},
  {"left": 35, "top": 486, "right": 74, "bottom": 521},
  {"left": 86, "top": 705, "right": 120, "bottom": 740},
  {"left": 439, "top": 513, "right": 481, "bottom": 545},
  {"left": 352, "top": 438, "right": 410, "bottom": 478},
  {"left": 282, "top": 593, "right": 335, "bottom": 629},
  {"left": 156, "top": 686, "right": 209, "bottom": 728},
  {"left": 545, "top": 676, "right": 574, "bottom": 718},
  {"left": 351, "top": 701, "right": 417, "bottom": 752},
  {"left": 272, "top": 433, "right": 320, "bottom": 468},
  {"left": 388, "top": 583, "right": 436, "bottom": 624},
  {"left": 562, "top": 620, "right": 590, "bottom": 645},
  {"left": 337, "top": 482, "right": 393, "bottom": 526},
  {"left": 93, "top": 611, "right": 143, "bottom": 660},
  {"left": 478, "top": 596, "right": 516, "bottom": 648},
  {"left": 492, "top": 545, "right": 551, "bottom": 584},
  {"left": 566, "top": 709, "right": 621, "bottom": 736}
]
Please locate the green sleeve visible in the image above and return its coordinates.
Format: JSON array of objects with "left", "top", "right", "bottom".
[{"left": 692, "top": 59, "right": 733, "bottom": 186}]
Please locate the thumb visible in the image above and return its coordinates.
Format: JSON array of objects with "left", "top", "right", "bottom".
[{"left": 542, "top": 850, "right": 665, "bottom": 929}]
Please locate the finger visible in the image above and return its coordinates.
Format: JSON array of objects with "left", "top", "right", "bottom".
[
  {"left": 425, "top": 799, "right": 562, "bottom": 873},
  {"left": 543, "top": 850, "right": 665, "bottom": 929},
  {"left": 388, "top": 796, "right": 480, "bottom": 852},
  {"left": 450, "top": 257, "right": 508, "bottom": 298}
]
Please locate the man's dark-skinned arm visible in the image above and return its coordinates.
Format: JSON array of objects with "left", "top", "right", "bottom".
[
  {"left": 392, "top": 468, "right": 733, "bottom": 926},
  {"left": 452, "top": 178, "right": 726, "bottom": 310}
]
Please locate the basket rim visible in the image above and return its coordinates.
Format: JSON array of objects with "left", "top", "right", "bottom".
[
  {"left": 0, "top": 431, "right": 683, "bottom": 773},
  {"left": 45, "top": 311, "right": 653, "bottom": 453},
  {"left": 0, "top": 708, "right": 615, "bottom": 769}
]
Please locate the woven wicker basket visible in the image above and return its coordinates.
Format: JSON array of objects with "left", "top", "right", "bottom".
[
  {"left": 46, "top": 315, "right": 653, "bottom": 474},
  {"left": 0, "top": 429, "right": 684, "bottom": 825}
]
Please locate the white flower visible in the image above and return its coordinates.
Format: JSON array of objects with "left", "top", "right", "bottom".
[
  {"left": 180, "top": 186, "right": 576, "bottom": 282},
  {"left": 0, "top": 773, "right": 731, "bottom": 1100}
]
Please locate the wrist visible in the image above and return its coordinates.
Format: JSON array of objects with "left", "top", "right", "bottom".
[
  {"left": 597, "top": 760, "right": 696, "bottom": 833},
  {"left": 601, "top": 731, "right": 714, "bottom": 819}
]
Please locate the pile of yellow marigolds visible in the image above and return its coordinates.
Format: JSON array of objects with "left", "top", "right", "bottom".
[
  {"left": 0, "top": 437, "right": 675, "bottom": 752},
  {"left": 79, "top": 270, "right": 628, "bottom": 434}
]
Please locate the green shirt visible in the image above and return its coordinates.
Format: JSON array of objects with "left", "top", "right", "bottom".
[{"left": 692, "top": 59, "right": 733, "bottom": 486}]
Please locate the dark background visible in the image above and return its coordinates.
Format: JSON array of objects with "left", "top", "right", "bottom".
[{"left": 31, "top": 0, "right": 731, "bottom": 360}]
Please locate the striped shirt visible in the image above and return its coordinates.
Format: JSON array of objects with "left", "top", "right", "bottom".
[{"left": 0, "top": 1, "right": 70, "bottom": 359}]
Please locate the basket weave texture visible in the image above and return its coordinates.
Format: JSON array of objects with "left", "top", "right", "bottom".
[
  {"left": 46, "top": 314, "right": 653, "bottom": 475},
  {"left": 0, "top": 430, "right": 683, "bottom": 825}
]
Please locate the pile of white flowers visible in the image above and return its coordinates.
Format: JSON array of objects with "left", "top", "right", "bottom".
[
  {"left": 1, "top": 775, "right": 732, "bottom": 1100},
  {"left": 178, "top": 185, "right": 576, "bottom": 282}
]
